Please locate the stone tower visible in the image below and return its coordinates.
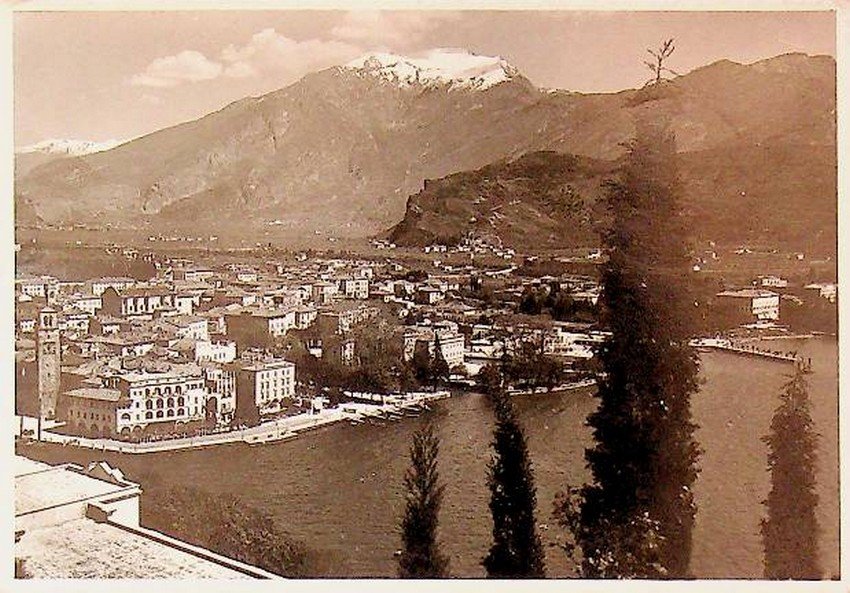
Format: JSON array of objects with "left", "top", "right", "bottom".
[{"left": 36, "top": 307, "right": 60, "bottom": 420}]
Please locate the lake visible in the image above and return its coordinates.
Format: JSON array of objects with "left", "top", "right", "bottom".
[{"left": 20, "top": 337, "right": 838, "bottom": 578}]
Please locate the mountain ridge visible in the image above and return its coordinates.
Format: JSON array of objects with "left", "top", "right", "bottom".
[{"left": 15, "top": 51, "right": 836, "bottom": 250}]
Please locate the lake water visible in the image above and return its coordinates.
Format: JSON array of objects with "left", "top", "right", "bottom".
[{"left": 22, "top": 337, "right": 838, "bottom": 578}]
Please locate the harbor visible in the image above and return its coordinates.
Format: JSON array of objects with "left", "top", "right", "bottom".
[{"left": 19, "top": 391, "right": 451, "bottom": 454}]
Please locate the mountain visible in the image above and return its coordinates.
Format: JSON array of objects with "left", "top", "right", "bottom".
[
  {"left": 15, "top": 50, "right": 836, "bottom": 251},
  {"left": 18, "top": 138, "right": 123, "bottom": 156},
  {"left": 15, "top": 138, "right": 124, "bottom": 177},
  {"left": 389, "top": 151, "right": 610, "bottom": 249}
]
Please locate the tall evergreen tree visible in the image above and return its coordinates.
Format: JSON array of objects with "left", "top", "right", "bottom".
[
  {"left": 555, "top": 119, "right": 701, "bottom": 578},
  {"left": 398, "top": 423, "right": 449, "bottom": 578},
  {"left": 483, "top": 391, "right": 546, "bottom": 578},
  {"left": 761, "top": 364, "right": 821, "bottom": 579},
  {"left": 431, "top": 333, "right": 451, "bottom": 387}
]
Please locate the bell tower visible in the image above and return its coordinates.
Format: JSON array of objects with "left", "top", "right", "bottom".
[{"left": 36, "top": 307, "right": 60, "bottom": 420}]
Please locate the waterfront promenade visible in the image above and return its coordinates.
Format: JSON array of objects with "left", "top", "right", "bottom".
[{"left": 17, "top": 391, "right": 451, "bottom": 454}]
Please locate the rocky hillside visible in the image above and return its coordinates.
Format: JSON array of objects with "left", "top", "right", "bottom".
[
  {"left": 390, "top": 140, "right": 836, "bottom": 253},
  {"left": 15, "top": 50, "right": 835, "bottom": 249},
  {"left": 389, "top": 151, "right": 610, "bottom": 249}
]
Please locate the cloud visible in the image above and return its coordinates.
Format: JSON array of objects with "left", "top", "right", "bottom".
[
  {"left": 219, "top": 28, "right": 361, "bottom": 83},
  {"left": 127, "top": 17, "right": 450, "bottom": 92},
  {"left": 330, "top": 11, "right": 461, "bottom": 49},
  {"left": 130, "top": 50, "right": 222, "bottom": 88}
]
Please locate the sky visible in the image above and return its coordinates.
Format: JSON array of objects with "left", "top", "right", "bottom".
[{"left": 13, "top": 9, "right": 836, "bottom": 147}]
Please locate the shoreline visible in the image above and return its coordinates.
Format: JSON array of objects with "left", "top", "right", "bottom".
[{"left": 17, "top": 391, "right": 451, "bottom": 455}]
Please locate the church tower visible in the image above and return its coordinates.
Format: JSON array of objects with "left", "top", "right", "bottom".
[{"left": 36, "top": 307, "right": 60, "bottom": 420}]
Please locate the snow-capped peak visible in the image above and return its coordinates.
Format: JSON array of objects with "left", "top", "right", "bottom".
[
  {"left": 17, "top": 138, "right": 123, "bottom": 156},
  {"left": 344, "top": 48, "right": 520, "bottom": 90}
]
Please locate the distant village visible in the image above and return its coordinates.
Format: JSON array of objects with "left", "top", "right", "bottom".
[{"left": 14, "top": 242, "right": 837, "bottom": 447}]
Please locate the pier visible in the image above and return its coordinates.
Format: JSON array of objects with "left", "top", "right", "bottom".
[{"left": 691, "top": 338, "right": 803, "bottom": 365}]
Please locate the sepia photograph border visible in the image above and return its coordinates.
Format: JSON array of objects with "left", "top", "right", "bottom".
[{"left": 0, "top": 0, "right": 846, "bottom": 591}]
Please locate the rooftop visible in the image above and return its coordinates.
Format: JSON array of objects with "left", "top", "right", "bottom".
[
  {"left": 15, "top": 460, "right": 131, "bottom": 516},
  {"left": 717, "top": 288, "right": 779, "bottom": 298},
  {"left": 63, "top": 387, "right": 124, "bottom": 402}
]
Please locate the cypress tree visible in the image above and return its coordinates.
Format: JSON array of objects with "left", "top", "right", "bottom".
[
  {"left": 761, "top": 363, "right": 821, "bottom": 579},
  {"left": 398, "top": 423, "right": 449, "bottom": 578},
  {"left": 483, "top": 391, "right": 545, "bottom": 578},
  {"left": 431, "top": 333, "right": 451, "bottom": 387},
  {"left": 556, "top": 119, "right": 700, "bottom": 577}
]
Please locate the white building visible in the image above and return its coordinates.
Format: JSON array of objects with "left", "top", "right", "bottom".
[
  {"left": 236, "top": 360, "right": 296, "bottom": 416},
  {"left": 804, "top": 282, "right": 838, "bottom": 303},
  {"left": 759, "top": 275, "right": 789, "bottom": 289},
  {"left": 195, "top": 340, "right": 237, "bottom": 364},
  {"left": 339, "top": 277, "right": 370, "bottom": 300},
  {"left": 717, "top": 289, "right": 781, "bottom": 321},
  {"left": 90, "top": 277, "right": 136, "bottom": 297}
]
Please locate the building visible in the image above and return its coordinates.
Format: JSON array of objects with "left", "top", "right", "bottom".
[
  {"left": 203, "top": 365, "right": 237, "bottom": 424},
  {"left": 804, "top": 282, "right": 838, "bottom": 303},
  {"left": 759, "top": 275, "right": 789, "bottom": 289},
  {"left": 403, "top": 324, "right": 465, "bottom": 368},
  {"left": 60, "top": 368, "right": 209, "bottom": 439},
  {"left": 195, "top": 340, "right": 237, "bottom": 364},
  {"left": 101, "top": 286, "right": 176, "bottom": 317},
  {"left": 16, "top": 276, "right": 58, "bottom": 300},
  {"left": 715, "top": 289, "right": 781, "bottom": 324},
  {"left": 415, "top": 286, "right": 444, "bottom": 305},
  {"left": 36, "top": 308, "right": 61, "bottom": 420},
  {"left": 165, "top": 315, "right": 209, "bottom": 341},
  {"left": 235, "top": 359, "right": 296, "bottom": 420},
  {"left": 339, "top": 277, "right": 370, "bottom": 300},
  {"left": 293, "top": 306, "right": 318, "bottom": 330},
  {"left": 69, "top": 295, "right": 102, "bottom": 316},
  {"left": 317, "top": 306, "right": 380, "bottom": 335},
  {"left": 14, "top": 455, "right": 276, "bottom": 578},
  {"left": 225, "top": 309, "right": 295, "bottom": 349},
  {"left": 90, "top": 276, "right": 136, "bottom": 297},
  {"left": 60, "top": 387, "right": 125, "bottom": 438},
  {"left": 311, "top": 281, "right": 338, "bottom": 305}
]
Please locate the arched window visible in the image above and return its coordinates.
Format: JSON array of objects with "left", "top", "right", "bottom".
[
  {"left": 177, "top": 408, "right": 185, "bottom": 416},
  {"left": 167, "top": 397, "right": 174, "bottom": 408},
  {"left": 176, "top": 385, "right": 182, "bottom": 394},
  {"left": 166, "top": 409, "right": 174, "bottom": 417},
  {"left": 156, "top": 398, "right": 164, "bottom": 409},
  {"left": 145, "top": 400, "right": 153, "bottom": 410},
  {"left": 121, "top": 413, "right": 131, "bottom": 421},
  {"left": 145, "top": 411, "right": 153, "bottom": 420},
  {"left": 156, "top": 410, "right": 164, "bottom": 419},
  {"left": 165, "top": 386, "right": 172, "bottom": 396},
  {"left": 145, "top": 388, "right": 150, "bottom": 396}
]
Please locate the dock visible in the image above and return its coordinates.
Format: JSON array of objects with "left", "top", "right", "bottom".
[{"left": 691, "top": 338, "right": 801, "bottom": 364}]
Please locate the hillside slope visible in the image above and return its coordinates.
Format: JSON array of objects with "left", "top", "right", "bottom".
[{"left": 15, "top": 51, "right": 835, "bottom": 248}]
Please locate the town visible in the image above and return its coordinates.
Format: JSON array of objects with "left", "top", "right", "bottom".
[{"left": 14, "top": 239, "right": 837, "bottom": 451}]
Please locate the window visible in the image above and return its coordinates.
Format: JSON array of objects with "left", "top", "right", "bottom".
[
  {"left": 156, "top": 410, "right": 164, "bottom": 419},
  {"left": 166, "top": 409, "right": 174, "bottom": 417},
  {"left": 177, "top": 396, "right": 185, "bottom": 406},
  {"left": 121, "top": 413, "right": 131, "bottom": 421},
  {"left": 156, "top": 398, "right": 164, "bottom": 409},
  {"left": 145, "top": 400, "right": 153, "bottom": 410},
  {"left": 167, "top": 397, "right": 174, "bottom": 408},
  {"left": 145, "top": 411, "right": 152, "bottom": 420}
]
